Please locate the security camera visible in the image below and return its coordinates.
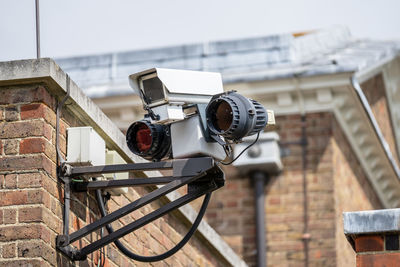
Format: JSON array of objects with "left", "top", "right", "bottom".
[
  {"left": 126, "top": 118, "right": 172, "bottom": 161},
  {"left": 129, "top": 68, "right": 223, "bottom": 124},
  {"left": 206, "top": 91, "right": 268, "bottom": 142},
  {"left": 126, "top": 68, "right": 274, "bottom": 162}
]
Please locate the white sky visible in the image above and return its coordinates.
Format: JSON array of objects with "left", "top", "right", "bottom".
[{"left": 0, "top": 0, "right": 399, "bottom": 62}]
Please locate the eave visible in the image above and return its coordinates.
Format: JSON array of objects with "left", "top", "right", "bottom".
[{"left": 224, "top": 57, "right": 400, "bottom": 208}]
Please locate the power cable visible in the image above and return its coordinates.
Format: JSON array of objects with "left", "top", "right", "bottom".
[
  {"left": 95, "top": 188, "right": 211, "bottom": 262},
  {"left": 218, "top": 132, "right": 260, "bottom": 165}
]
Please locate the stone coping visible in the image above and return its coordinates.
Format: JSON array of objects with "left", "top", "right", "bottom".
[
  {"left": 344, "top": 208, "right": 400, "bottom": 235},
  {"left": 0, "top": 58, "right": 247, "bottom": 267}
]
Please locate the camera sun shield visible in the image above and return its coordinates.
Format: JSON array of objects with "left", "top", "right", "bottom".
[{"left": 129, "top": 68, "right": 224, "bottom": 106}]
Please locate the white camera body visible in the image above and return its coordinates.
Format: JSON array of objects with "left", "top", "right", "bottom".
[
  {"left": 129, "top": 68, "right": 224, "bottom": 124},
  {"left": 171, "top": 116, "right": 226, "bottom": 160}
]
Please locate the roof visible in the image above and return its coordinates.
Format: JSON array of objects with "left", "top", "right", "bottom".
[{"left": 55, "top": 26, "right": 400, "bottom": 98}]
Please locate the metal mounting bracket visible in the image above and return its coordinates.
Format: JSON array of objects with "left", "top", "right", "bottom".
[{"left": 56, "top": 157, "right": 224, "bottom": 261}]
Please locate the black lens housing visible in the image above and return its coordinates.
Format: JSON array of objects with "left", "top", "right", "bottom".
[
  {"left": 206, "top": 91, "right": 267, "bottom": 142},
  {"left": 126, "top": 119, "right": 171, "bottom": 161}
]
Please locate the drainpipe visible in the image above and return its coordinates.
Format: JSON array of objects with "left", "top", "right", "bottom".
[
  {"left": 300, "top": 115, "right": 310, "bottom": 267},
  {"left": 234, "top": 132, "right": 282, "bottom": 266},
  {"left": 293, "top": 76, "right": 310, "bottom": 266},
  {"left": 251, "top": 171, "right": 268, "bottom": 267}
]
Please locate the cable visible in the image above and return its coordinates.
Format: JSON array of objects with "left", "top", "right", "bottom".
[
  {"left": 97, "top": 225, "right": 105, "bottom": 267},
  {"left": 95, "top": 188, "right": 211, "bottom": 262},
  {"left": 56, "top": 75, "right": 71, "bottom": 236},
  {"left": 56, "top": 74, "right": 70, "bottom": 165},
  {"left": 96, "top": 193, "right": 107, "bottom": 267},
  {"left": 218, "top": 132, "right": 260, "bottom": 165}
]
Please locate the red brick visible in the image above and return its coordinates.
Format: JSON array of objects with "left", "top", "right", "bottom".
[
  {"left": 18, "top": 206, "right": 43, "bottom": 223},
  {"left": 20, "top": 137, "right": 46, "bottom": 154},
  {"left": 0, "top": 190, "right": 27, "bottom": 206},
  {"left": 18, "top": 172, "right": 43, "bottom": 188},
  {"left": 0, "top": 154, "right": 56, "bottom": 178},
  {"left": 3, "top": 209, "right": 17, "bottom": 224},
  {"left": 0, "top": 120, "right": 50, "bottom": 139},
  {"left": 18, "top": 240, "right": 56, "bottom": 265},
  {"left": 107, "top": 246, "right": 124, "bottom": 266},
  {"left": 0, "top": 224, "right": 42, "bottom": 241},
  {"left": 21, "top": 103, "right": 56, "bottom": 127},
  {"left": 42, "top": 209, "right": 62, "bottom": 233},
  {"left": 0, "top": 259, "right": 48, "bottom": 267},
  {"left": 27, "top": 189, "right": 45, "bottom": 204},
  {"left": 226, "top": 200, "right": 238, "bottom": 208},
  {"left": 4, "top": 105, "right": 19, "bottom": 122},
  {"left": 268, "top": 196, "right": 281, "bottom": 205},
  {"left": 357, "top": 252, "right": 400, "bottom": 267},
  {"left": 0, "top": 189, "right": 43, "bottom": 206},
  {"left": 4, "top": 173, "right": 17, "bottom": 188},
  {"left": 2, "top": 242, "right": 16, "bottom": 258},
  {"left": 3, "top": 139, "right": 19, "bottom": 155},
  {"left": 0, "top": 86, "right": 55, "bottom": 108},
  {"left": 44, "top": 122, "right": 52, "bottom": 141},
  {"left": 355, "top": 235, "right": 384, "bottom": 253},
  {"left": 43, "top": 176, "right": 61, "bottom": 201},
  {"left": 19, "top": 137, "right": 56, "bottom": 160}
]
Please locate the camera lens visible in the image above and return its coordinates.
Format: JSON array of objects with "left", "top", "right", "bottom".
[
  {"left": 206, "top": 92, "right": 268, "bottom": 142},
  {"left": 126, "top": 119, "right": 171, "bottom": 160},
  {"left": 135, "top": 123, "right": 152, "bottom": 152},
  {"left": 215, "top": 101, "right": 233, "bottom": 131}
]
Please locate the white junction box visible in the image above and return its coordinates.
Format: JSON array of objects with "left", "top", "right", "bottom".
[
  {"left": 67, "top": 127, "right": 105, "bottom": 166},
  {"left": 104, "top": 150, "right": 129, "bottom": 196},
  {"left": 233, "top": 132, "right": 283, "bottom": 175}
]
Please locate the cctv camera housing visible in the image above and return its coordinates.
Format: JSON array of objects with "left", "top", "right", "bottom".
[{"left": 129, "top": 68, "right": 224, "bottom": 109}]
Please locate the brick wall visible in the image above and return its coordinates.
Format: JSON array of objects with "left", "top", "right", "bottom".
[
  {"left": 361, "top": 74, "right": 399, "bottom": 166},
  {"left": 332, "top": 119, "right": 383, "bottom": 267},
  {"left": 353, "top": 234, "right": 400, "bottom": 267},
  {"left": 0, "top": 84, "right": 229, "bottom": 266},
  {"left": 205, "top": 112, "right": 383, "bottom": 266}
]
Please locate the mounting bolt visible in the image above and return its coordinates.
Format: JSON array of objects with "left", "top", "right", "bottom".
[{"left": 56, "top": 235, "right": 69, "bottom": 247}]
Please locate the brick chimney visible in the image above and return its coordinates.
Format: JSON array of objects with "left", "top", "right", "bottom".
[{"left": 344, "top": 209, "right": 400, "bottom": 267}]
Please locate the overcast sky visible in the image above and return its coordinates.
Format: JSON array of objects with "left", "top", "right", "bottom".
[{"left": 0, "top": 0, "right": 399, "bottom": 62}]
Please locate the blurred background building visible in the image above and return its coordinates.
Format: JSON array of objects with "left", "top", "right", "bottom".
[{"left": 52, "top": 26, "right": 400, "bottom": 266}]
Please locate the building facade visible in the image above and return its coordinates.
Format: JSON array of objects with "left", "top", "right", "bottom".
[
  {"left": 1, "top": 26, "right": 399, "bottom": 266},
  {"left": 0, "top": 59, "right": 245, "bottom": 266}
]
